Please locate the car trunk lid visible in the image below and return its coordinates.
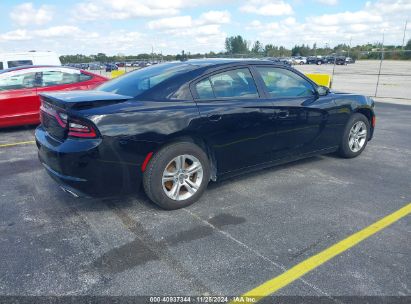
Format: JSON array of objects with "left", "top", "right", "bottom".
[{"left": 39, "top": 91, "right": 132, "bottom": 141}]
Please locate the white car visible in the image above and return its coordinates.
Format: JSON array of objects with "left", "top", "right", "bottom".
[
  {"left": 0, "top": 51, "right": 61, "bottom": 70},
  {"left": 293, "top": 56, "right": 307, "bottom": 65}
]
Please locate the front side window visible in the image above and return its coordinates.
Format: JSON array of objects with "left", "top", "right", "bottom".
[
  {"left": 7, "top": 60, "right": 33, "bottom": 68},
  {"left": 0, "top": 72, "right": 41, "bottom": 91},
  {"left": 0, "top": 62, "right": 3, "bottom": 70},
  {"left": 256, "top": 67, "right": 314, "bottom": 98}
]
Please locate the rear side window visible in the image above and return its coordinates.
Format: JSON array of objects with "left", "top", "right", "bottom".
[
  {"left": 0, "top": 62, "right": 3, "bottom": 70},
  {"left": 98, "top": 62, "right": 197, "bottom": 97},
  {"left": 7, "top": 60, "right": 33, "bottom": 68},
  {"left": 255, "top": 67, "right": 314, "bottom": 98},
  {"left": 41, "top": 71, "right": 91, "bottom": 86},
  {"left": 80, "top": 73, "right": 92, "bottom": 82},
  {"left": 196, "top": 79, "right": 214, "bottom": 99},
  {"left": 0, "top": 72, "right": 42, "bottom": 91},
  {"left": 195, "top": 68, "right": 259, "bottom": 99}
]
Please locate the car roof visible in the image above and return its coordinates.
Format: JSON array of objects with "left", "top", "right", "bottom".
[
  {"left": 0, "top": 65, "right": 81, "bottom": 74},
  {"left": 166, "top": 58, "right": 278, "bottom": 69}
]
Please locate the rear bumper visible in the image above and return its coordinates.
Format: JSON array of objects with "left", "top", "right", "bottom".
[
  {"left": 35, "top": 126, "right": 142, "bottom": 197},
  {"left": 40, "top": 162, "right": 90, "bottom": 198}
]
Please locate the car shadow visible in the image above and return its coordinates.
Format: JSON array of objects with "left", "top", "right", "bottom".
[
  {"left": 0, "top": 124, "right": 38, "bottom": 134},
  {"left": 207, "top": 155, "right": 327, "bottom": 191},
  {"left": 53, "top": 153, "right": 335, "bottom": 213}
]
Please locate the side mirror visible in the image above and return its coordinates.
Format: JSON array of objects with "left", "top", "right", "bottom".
[{"left": 316, "top": 85, "right": 329, "bottom": 96}]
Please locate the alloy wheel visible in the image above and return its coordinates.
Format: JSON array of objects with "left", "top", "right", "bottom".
[
  {"left": 162, "top": 154, "right": 203, "bottom": 201},
  {"left": 348, "top": 121, "right": 367, "bottom": 152}
]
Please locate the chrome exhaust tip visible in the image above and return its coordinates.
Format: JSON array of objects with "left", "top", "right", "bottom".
[{"left": 60, "top": 186, "right": 79, "bottom": 198}]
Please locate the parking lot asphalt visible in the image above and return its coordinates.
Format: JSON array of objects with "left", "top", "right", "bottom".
[{"left": 0, "top": 102, "right": 410, "bottom": 300}]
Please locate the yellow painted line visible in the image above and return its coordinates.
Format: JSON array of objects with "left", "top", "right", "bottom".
[
  {"left": 232, "top": 202, "right": 411, "bottom": 303},
  {"left": 0, "top": 140, "right": 35, "bottom": 148}
]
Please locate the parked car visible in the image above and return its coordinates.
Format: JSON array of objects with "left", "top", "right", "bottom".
[
  {"left": 345, "top": 57, "right": 355, "bottom": 64},
  {"left": 0, "top": 51, "right": 61, "bottom": 70},
  {"left": 105, "top": 63, "right": 118, "bottom": 72},
  {"left": 335, "top": 56, "right": 347, "bottom": 65},
  {"left": 0, "top": 66, "right": 107, "bottom": 128},
  {"left": 307, "top": 56, "right": 326, "bottom": 65},
  {"left": 279, "top": 57, "right": 293, "bottom": 65},
  {"left": 35, "top": 59, "right": 375, "bottom": 209},
  {"left": 324, "top": 56, "right": 335, "bottom": 64},
  {"left": 292, "top": 56, "right": 307, "bottom": 65},
  {"left": 265, "top": 57, "right": 291, "bottom": 66},
  {"left": 88, "top": 63, "right": 103, "bottom": 70}
]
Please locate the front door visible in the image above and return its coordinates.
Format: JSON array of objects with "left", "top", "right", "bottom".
[
  {"left": 253, "top": 66, "right": 338, "bottom": 160},
  {"left": 0, "top": 70, "right": 42, "bottom": 127},
  {"left": 192, "top": 67, "right": 277, "bottom": 174}
]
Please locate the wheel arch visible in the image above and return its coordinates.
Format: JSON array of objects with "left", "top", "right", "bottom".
[
  {"left": 156, "top": 133, "right": 218, "bottom": 182},
  {"left": 352, "top": 106, "right": 375, "bottom": 140},
  {"left": 355, "top": 107, "right": 372, "bottom": 122}
]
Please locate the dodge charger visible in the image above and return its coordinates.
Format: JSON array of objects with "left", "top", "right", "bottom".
[{"left": 35, "top": 59, "right": 375, "bottom": 210}]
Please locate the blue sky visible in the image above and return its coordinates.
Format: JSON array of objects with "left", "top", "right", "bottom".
[{"left": 0, "top": 0, "right": 410, "bottom": 55}]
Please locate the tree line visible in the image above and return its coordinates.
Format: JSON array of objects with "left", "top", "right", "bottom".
[{"left": 60, "top": 35, "right": 411, "bottom": 63}]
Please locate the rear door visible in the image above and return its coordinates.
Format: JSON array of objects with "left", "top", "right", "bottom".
[
  {"left": 191, "top": 67, "right": 277, "bottom": 174},
  {"left": 253, "top": 66, "right": 338, "bottom": 159},
  {"left": 0, "top": 69, "right": 42, "bottom": 127}
]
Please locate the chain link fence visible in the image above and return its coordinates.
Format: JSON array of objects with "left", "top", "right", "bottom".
[
  {"left": 329, "top": 50, "right": 411, "bottom": 100},
  {"left": 75, "top": 50, "right": 411, "bottom": 101}
]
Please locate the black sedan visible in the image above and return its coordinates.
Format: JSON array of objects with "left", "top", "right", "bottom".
[
  {"left": 35, "top": 59, "right": 375, "bottom": 209},
  {"left": 307, "top": 56, "right": 326, "bottom": 65}
]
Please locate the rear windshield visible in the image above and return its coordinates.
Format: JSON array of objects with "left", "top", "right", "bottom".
[{"left": 97, "top": 62, "right": 196, "bottom": 97}]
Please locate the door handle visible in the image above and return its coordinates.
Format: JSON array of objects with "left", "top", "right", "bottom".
[{"left": 208, "top": 114, "right": 222, "bottom": 122}]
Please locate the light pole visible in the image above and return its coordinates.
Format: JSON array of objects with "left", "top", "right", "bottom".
[{"left": 402, "top": 20, "right": 408, "bottom": 50}]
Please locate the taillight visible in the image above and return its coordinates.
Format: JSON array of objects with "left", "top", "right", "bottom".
[
  {"left": 372, "top": 116, "right": 376, "bottom": 128},
  {"left": 40, "top": 100, "right": 97, "bottom": 139},
  {"left": 68, "top": 119, "right": 97, "bottom": 138}
]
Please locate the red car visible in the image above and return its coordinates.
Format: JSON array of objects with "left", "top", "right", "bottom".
[{"left": 0, "top": 66, "right": 108, "bottom": 128}]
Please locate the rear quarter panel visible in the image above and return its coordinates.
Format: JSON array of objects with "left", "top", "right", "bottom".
[{"left": 80, "top": 99, "right": 201, "bottom": 166}]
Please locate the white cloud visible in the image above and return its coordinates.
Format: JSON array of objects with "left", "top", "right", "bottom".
[
  {"left": 10, "top": 2, "right": 53, "bottom": 26},
  {"left": 315, "top": 0, "right": 338, "bottom": 5},
  {"left": 246, "top": 0, "right": 411, "bottom": 47},
  {"left": 307, "top": 11, "right": 382, "bottom": 26},
  {"left": 240, "top": 0, "right": 293, "bottom": 16},
  {"left": 73, "top": 0, "right": 180, "bottom": 20},
  {"left": 148, "top": 16, "right": 193, "bottom": 30},
  {"left": 0, "top": 26, "right": 99, "bottom": 44},
  {"left": 198, "top": 11, "right": 231, "bottom": 25},
  {"left": 2, "top": 0, "right": 410, "bottom": 55},
  {"left": 72, "top": 0, "right": 232, "bottom": 21},
  {"left": 0, "top": 30, "right": 30, "bottom": 42},
  {"left": 147, "top": 11, "right": 231, "bottom": 30},
  {"left": 34, "top": 26, "right": 84, "bottom": 38},
  {"left": 146, "top": 11, "right": 230, "bottom": 53}
]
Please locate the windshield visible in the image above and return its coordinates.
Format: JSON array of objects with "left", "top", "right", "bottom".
[{"left": 97, "top": 62, "right": 196, "bottom": 97}]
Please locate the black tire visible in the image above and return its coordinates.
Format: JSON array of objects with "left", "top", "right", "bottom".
[
  {"left": 338, "top": 113, "right": 370, "bottom": 158},
  {"left": 143, "top": 142, "right": 210, "bottom": 210}
]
